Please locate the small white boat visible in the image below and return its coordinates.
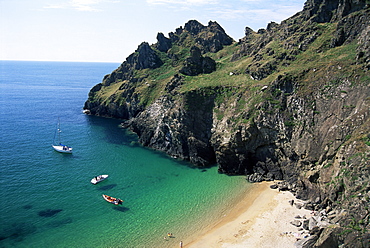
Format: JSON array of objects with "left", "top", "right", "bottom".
[
  {"left": 52, "top": 118, "right": 72, "bottom": 153},
  {"left": 91, "top": 175, "right": 109, "bottom": 184}
]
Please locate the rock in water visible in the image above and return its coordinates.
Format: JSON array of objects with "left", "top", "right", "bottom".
[{"left": 38, "top": 209, "right": 63, "bottom": 217}]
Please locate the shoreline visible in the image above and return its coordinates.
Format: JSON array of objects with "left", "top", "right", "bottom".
[{"left": 184, "top": 181, "right": 311, "bottom": 248}]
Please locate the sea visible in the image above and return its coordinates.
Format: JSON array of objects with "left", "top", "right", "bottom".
[{"left": 0, "top": 61, "right": 250, "bottom": 248}]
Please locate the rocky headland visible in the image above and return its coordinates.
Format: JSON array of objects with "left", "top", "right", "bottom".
[{"left": 84, "top": 0, "right": 370, "bottom": 247}]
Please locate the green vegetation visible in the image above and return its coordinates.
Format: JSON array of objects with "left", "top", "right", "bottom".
[
  {"left": 88, "top": 9, "right": 369, "bottom": 135},
  {"left": 362, "top": 136, "right": 370, "bottom": 146},
  {"left": 324, "top": 163, "right": 333, "bottom": 168},
  {"left": 346, "top": 217, "right": 364, "bottom": 232}
]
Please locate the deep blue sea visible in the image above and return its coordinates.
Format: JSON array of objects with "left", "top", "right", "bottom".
[{"left": 0, "top": 61, "right": 250, "bottom": 248}]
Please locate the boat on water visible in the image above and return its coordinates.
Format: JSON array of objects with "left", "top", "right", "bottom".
[
  {"left": 102, "top": 194, "right": 123, "bottom": 205},
  {"left": 52, "top": 118, "right": 72, "bottom": 154},
  {"left": 52, "top": 144, "right": 72, "bottom": 153},
  {"left": 91, "top": 175, "right": 109, "bottom": 184}
]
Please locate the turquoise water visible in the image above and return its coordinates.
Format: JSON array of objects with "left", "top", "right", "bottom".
[{"left": 0, "top": 61, "right": 250, "bottom": 248}]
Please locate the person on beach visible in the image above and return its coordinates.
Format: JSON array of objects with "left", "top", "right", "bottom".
[{"left": 180, "top": 240, "right": 183, "bottom": 247}]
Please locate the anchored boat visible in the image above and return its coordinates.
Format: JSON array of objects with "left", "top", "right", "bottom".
[
  {"left": 102, "top": 194, "right": 123, "bottom": 205},
  {"left": 91, "top": 175, "right": 109, "bottom": 184},
  {"left": 52, "top": 118, "right": 72, "bottom": 153}
]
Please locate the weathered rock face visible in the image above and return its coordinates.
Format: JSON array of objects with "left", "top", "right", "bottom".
[
  {"left": 233, "top": 1, "right": 370, "bottom": 80},
  {"left": 84, "top": 1, "right": 370, "bottom": 247},
  {"left": 84, "top": 20, "right": 233, "bottom": 118},
  {"left": 182, "top": 20, "right": 233, "bottom": 53},
  {"left": 302, "top": 0, "right": 367, "bottom": 23},
  {"left": 128, "top": 90, "right": 217, "bottom": 166},
  {"left": 155, "top": 32, "right": 172, "bottom": 53},
  {"left": 179, "top": 46, "right": 216, "bottom": 76},
  {"left": 126, "top": 42, "right": 163, "bottom": 70}
]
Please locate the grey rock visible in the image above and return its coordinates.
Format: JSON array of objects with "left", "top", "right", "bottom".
[
  {"left": 270, "top": 184, "right": 279, "bottom": 189},
  {"left": 179, "top": 46, "right": 216, "bottom": 76},
  {"left": 315, "top": 227, "right": 340, "bottom": 248},
  {"left": 302, "top": 219, "right": 309, "bottom": 230},
  {"left": 294, "top": 235, "right": 319, "bottom": 248},
  {"left": 308, "top": 217, "right": 318, "bottom": 230},
  {"left": 294, "top": 203, "right": 303, "bottom": 209},
  {"left": 327, "top": 214, "right": 337, "bottom": 220},
  {"left": 291, "top": 220, "right": 302, "bottom": 227}
]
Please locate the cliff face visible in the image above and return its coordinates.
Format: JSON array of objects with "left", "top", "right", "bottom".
[{"left": 84, "top": 2, "right": 370, "bottom": 246}]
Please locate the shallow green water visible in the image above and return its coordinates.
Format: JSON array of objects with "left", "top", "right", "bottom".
[{"left": 0, "top": 61, "right": 250, "bottom": 248}]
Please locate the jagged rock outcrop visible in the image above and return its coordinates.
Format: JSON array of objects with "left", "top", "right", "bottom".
[
  {"left": 84, "top": 1, "right": 370, "bottom": 247},
  {"left": 182, "top": 20, "right": 233, "bottom": 53},
  {"left": 126, "top": 42, "right": 163, "bottom": 70},
  {"left": 155, "top": 32, "right": 172, "bottom": 53},
  {"left": 302, "top": 0, "right": 367, "bottom": 23},
  {"left": 179, "top": 46, "right": 216, "bottom": 76},
  {"left": 232, "top": 0, "right": 370, "bottom": 80},
  {"left": 84, "top": 20, "right": 233, "bottom": 117}
]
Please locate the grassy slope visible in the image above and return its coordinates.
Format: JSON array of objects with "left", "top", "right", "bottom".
[{"left": 92, "top": 16, "right": 368, "bottom": 120}]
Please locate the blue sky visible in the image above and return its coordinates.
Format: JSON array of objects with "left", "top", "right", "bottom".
[{"left": 0, "top": 0, "right": 306, "bottom": 62}]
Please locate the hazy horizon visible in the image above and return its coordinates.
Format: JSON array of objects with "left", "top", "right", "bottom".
[{"left": 1, "top": 0, "right": 306, "bottom": 63}]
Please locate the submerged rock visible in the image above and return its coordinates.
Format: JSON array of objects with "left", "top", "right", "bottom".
[{"left": 38, "top": 209, "right": 62, "bottom": 217}]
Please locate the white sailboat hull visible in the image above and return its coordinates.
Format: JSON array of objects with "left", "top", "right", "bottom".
[
  {"left": 52, "top": 145, "right": 73, "bottom": 153},
  {"left": 52, "top": 118, "right": 73, "bottom": 153}
]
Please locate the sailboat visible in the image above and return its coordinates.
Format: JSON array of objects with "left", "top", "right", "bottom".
[{"left": 52, "top": 118, "right": 73, "bottom": 153}]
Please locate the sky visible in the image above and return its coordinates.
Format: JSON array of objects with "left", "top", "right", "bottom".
[{"left": 0, "top": 0, "right": 306, "bottom": 63}]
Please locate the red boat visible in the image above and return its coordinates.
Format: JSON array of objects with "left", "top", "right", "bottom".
[{"left": 102, "top": 194, "right": 123, "bottom": 205}]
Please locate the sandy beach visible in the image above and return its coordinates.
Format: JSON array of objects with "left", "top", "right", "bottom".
[{"left": 185, "top": 182, "right": 311, "bottom": 248}]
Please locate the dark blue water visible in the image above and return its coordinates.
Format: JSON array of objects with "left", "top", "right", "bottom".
[{"left": 0, "top": 61, "right": 249, "bottom": 248}]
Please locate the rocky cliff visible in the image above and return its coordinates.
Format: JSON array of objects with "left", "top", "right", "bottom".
[{"left": 84, "top": 1, "right": 370, "bottom": 247}]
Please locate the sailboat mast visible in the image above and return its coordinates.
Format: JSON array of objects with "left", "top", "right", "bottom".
[
  {"left": 53, "top": 118, "right": 62, "bottom": 145},
  {"left": 52, "top": 118, "right": 72, "bottom": 153},
  {"left": 57, "top": 118, "right": 62, "bottom": 145},
  {"left": 57, "top": 120, "right": 61, "bottom": 145}
]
